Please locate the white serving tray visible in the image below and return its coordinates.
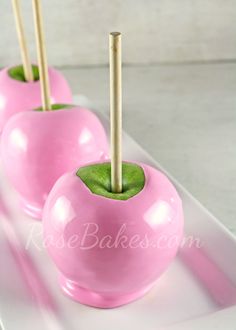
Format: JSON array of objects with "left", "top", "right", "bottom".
[{"left": 0, "top": 96, "right": 236, "bottom": 330}]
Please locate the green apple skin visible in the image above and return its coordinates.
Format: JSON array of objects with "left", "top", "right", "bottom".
[
  {"left": 77, "top": 162, "right": 145, "bottom": 200},
  {"left": 8, "top": 65, "right": 39, "bottom": 82}
]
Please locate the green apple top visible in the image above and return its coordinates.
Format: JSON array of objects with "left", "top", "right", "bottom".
[
  {"left": 35, "top": 104, "right": 75, "bottom": 111},
  {"left": 77, "top": 162, "right": 145, "bottom": 200},
  {"left": 8, "top": 65, "right": 39, "bottom": 82}
]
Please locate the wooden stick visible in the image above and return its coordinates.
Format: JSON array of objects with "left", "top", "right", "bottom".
[
  {"left": 12, "top": 0, "right": 33, "bottom": 82},
  {"left": 32, "top": 0, "right": 51, "bottom": 110},
  {"left": 109, "top": 32, "right": 122, "bottom": 193}
]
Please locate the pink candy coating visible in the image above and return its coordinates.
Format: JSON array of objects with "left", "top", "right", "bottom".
[
  {"left": 42, "top": 162, "right": 184, "bottom": 308},
  {"left": 1, "top": 108, "right": 108, "bottom": 219},
  {"left": 0, "top": 66, "right": 72, "bottom": 132}
]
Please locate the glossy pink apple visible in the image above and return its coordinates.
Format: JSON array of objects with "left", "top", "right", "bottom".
[
  {"left": 1, "top": 105, "right": 108, "bottom": 219},
  {"left": 0, "top": 65, "right": 72, "bottom": 132},
  {"left": 42, "top": 161, "right": 184, "bottom": 308}
]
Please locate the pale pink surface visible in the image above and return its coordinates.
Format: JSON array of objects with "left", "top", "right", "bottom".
[
  {"left": 0, "top": 193, "right": 57, "bottom": 312},
  {"left": 42, "top": 162, "right": 184, "bottom": 308},
  {"left": 0, "top": 66, "right": 72, "bottom": 132},
  {"left": 1, "top": 108, "right": 108, "bottom": 219}
]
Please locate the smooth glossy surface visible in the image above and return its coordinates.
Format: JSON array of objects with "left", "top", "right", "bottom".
[
  {"left": 0, "top": 66, "right": 72, "bottom": 132},
  {"left": 0, "top": 107, "right": 236, "bottom": 329},
  {"left": 1, "top": 107, "right": 108, "bottom": 219},
  {"left": 43, "top": 162, "right": 184, "bottom": 308}
]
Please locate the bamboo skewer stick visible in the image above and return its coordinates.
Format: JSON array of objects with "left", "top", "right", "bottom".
[
  {"left": 32, "top": 0, "right": 51, "bottom": 110},
  {"left": 12, "top": 0, "right": 33, "bottom": 82},
  {"left": 109, "top": 32, "right": 122, "bottom": 193}
]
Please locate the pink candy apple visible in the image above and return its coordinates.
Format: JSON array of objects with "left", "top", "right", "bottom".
[
  {"left": 42, "top": 161, "right": 184, "bottom": 308},
  {"left": 0, "top": 65, "right": 72, "bottom": 132},
  {"left": 1, "top": 106, "right": 108, "bottom": 219}
]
